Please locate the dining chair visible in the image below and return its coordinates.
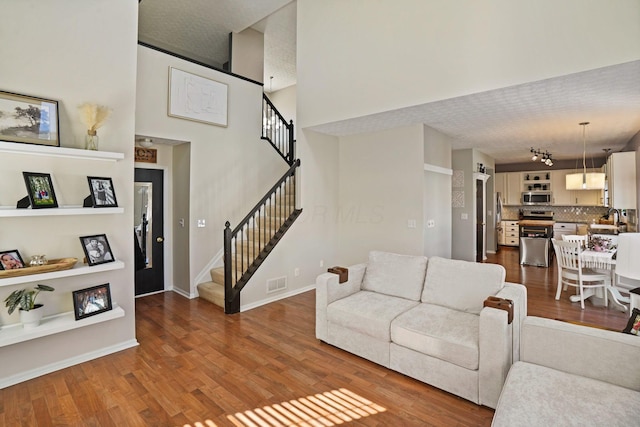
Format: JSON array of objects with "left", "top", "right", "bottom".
[
  {"left": 561, "top": 234, "right": 588, "bottom": 247},
  {"left": 552, "top": 239, "right": 610, "bottom": 309},
  {"left": 614, "top": 233, "right": 640, "bottom": 303}
]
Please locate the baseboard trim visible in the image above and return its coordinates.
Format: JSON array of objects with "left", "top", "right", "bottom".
[
  {"left": 172, "top": 287, "right": 196, "bottom": 299},
  {"left": 240, "top": 285, "right": 315, "bottom": 312},
  {"left": 0, "top": 339, "right": 139, "bottom": 389}
]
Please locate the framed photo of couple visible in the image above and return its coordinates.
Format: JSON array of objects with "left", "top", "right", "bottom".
[{"left": 79, "top": 234, "right": 115, "bottom": 266}]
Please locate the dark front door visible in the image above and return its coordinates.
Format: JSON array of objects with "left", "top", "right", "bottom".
[{"left": 134, "top": 168, "right": 164, "bottom": 295}]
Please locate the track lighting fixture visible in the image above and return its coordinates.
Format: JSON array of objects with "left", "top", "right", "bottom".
[{"left": 530, "top": 148, "right": 553, "bottom": 167}]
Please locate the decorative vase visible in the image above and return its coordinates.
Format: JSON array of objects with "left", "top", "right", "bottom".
[
  {"left": 20, "top": 304, "right": 44, "bottom": 329},
  {"left": 29, "top": 255, "right": 48, "bottom": 266},
  {"left": 85, "top": 130, "right": 99, "bottom": 150}
]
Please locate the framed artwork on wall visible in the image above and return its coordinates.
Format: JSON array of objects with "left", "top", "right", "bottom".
[
  {"left": 0, "top": 90, "right": 59, "bottom": 147},
  {"left": 168, "top": 67, "right": 228, "bottom": 127}
]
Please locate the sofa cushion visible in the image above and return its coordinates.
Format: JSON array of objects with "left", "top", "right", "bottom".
[
  {"left": 327, "top": 291, "right": 419, "bottom": 341},
  {"left": 391, "top": 303, "right": 479, "bottom": 370},
  {"left": 361, "top": 251, "right": 428, "bottom": 301},
  {"left": 421, "top": 257, "right": 505, "bottom": 314},
  {"left": 492, "top": 361, "right": 640, "bottom": 427}
]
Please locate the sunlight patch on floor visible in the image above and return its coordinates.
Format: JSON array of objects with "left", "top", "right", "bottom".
[{"left": 225, "top": 388, "right": 386, "bottom": 426}]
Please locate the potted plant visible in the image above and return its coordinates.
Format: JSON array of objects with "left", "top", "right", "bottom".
[{"left": 4, "top": 284, "right": 55, "bottom": 329}]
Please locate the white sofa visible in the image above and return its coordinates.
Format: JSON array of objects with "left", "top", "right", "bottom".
[
  {"left": 492, "top": 316, "right": 640, "bottom": 426},
  {"left": 316, "top": 251, "right": 527, "bottom": 408}
]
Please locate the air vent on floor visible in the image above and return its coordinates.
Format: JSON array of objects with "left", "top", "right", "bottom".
[{"left": 266, "top": 276, "right": 287, "bottom": 294}]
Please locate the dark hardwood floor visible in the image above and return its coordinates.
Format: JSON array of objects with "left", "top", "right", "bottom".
[{"left": 0, "top": 248, "right": 631, "bottom": 426}]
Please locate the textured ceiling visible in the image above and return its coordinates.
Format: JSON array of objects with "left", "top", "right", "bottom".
[
  {"left": 138, "top": 0, "right": 296, "bottom": 92},
  {"left": 310, "top": 60, "right": 640, "bottom": 164},
  {"left": 138, "top": 2, "right": 640, "bottom": 165}
]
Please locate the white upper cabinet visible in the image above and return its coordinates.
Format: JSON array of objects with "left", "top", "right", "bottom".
[{"left": 607, "top": 152, "right": 637, "bottom": 209}]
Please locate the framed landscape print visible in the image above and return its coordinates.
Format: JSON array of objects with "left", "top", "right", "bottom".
[
  {"left": 87, "top": 176, "right": 118, "bottom": 208},
  {"left": 22, "top": 171, "right": 58, "bottom": 209},
  {"left": 0, "top": 91, "right": 59, "bottom": 147}
]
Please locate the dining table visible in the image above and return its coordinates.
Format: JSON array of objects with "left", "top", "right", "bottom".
[{"left": 574, "top": 248, "right": 630, "bottom": 311}]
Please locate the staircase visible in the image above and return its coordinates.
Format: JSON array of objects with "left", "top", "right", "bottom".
[{"left": 197, "top": 94, "right": 301, "bottom": 314}]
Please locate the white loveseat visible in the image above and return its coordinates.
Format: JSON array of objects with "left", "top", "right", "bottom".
[
  {"left": 316, "top": 251, "right": 527, "bottom": 408},
  {"left": 492, "top": 316, "right": 640, "bottom": 426}
]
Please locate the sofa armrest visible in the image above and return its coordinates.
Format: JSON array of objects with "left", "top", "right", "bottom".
[
  {"left": 521, "top": 316, "right": 640, "bottom": 391},
  {"left": 495, "top": 282, "right": 527, "bottom": 363},
  {"left": 478, "top": 306, "right": 512, "bottom": 409},
  {"left": 315, "top": 263, "right": 366, "bottom": 341}
]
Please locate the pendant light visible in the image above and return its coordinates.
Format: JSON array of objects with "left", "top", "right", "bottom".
[{"left": 565, "top": 122, "right": 605, "bottom": 190}]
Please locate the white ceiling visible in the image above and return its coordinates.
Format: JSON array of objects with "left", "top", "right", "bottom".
[{"left": 137, "top": 2, "right": 640, "bottom": 165}]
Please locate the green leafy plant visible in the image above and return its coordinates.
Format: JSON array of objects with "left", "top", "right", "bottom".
[{"left": 4, "top": 284, "right": 55, "bottom": 314}]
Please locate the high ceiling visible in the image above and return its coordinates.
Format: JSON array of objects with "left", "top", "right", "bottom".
[{"left": 137, "top": 1, "right": 640, "bottom": 165}]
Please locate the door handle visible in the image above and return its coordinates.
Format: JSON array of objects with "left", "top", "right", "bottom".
[{"left": 156, "top": 237, "right": 164, "bottom": 243}]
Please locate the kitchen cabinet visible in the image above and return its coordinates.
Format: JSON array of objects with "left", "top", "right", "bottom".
[
  {"left": 607, "top": 152, "right": 637, "bottom": 209},
  {"left": 501, "top": 221, "right": 519, "bottom": 246},
  {"left": 551, "top": 169, "right": 603, "bottom": 206},
  {"left": 495, "top": 172, "right": 522, "bottom": 205}
]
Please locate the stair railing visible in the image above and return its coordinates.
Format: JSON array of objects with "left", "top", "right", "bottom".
[
  {"left": 223, "top": 159, "right": 301, "bottom": 313},
  {"left": 262, "top": 94, "right": 295, "bottom": 166}
]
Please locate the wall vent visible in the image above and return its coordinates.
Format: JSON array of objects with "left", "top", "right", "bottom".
[{"left": 266, "top": 276, "right": 287, "bottom": 294}]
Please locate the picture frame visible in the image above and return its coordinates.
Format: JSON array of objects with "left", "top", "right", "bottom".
[
  {"left": 22, "top": 171, "right": 58, "bottom": 209},
  {"left": 0, "top": 249, "right": 26, "bottom": 270},
  {"left": 0, "top": 90, "right": 60, "bottom": 147},
  {"left": 87, "top": 176, "right": 118, "bottom": 208},
  {"left": 168, "top": 67, "right": 228, "bottom": 127},
  {"left": 72, "top": 283, "right": 113, "bottom": 320},
  {"left": 79, "top": 234, "right": 115, "bottom": 266}
]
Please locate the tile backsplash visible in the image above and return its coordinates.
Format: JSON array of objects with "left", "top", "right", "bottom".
[{"left": 502, "top": 206, "right": 636, "bottom": 228}]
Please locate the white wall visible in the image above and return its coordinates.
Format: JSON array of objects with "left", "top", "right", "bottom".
[
  {"left": 423, "top": 125, "right": 453, "bottom": 258},
  {"left": 231, "top": 28, "right": 265, "bottom": 84},
  {"left": 136, "top": 46, "right": 305, "bottom": 304},
  {"left": 0, "top": 0, "right": 138, "bottom": 386},
  {"left": 297, "top": 0, "right": 640, "bottom": 129},
  {"left": 338, "top": 125, "right": 425, "bottom": 264}
]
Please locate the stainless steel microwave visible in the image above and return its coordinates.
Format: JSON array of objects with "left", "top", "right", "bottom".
[{"left": 521, "top": 191, "right": 552, "bottom": 205}]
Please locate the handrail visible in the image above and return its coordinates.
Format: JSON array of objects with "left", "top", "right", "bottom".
[
  {"left": 221, "top": 93, "right": 299, "bottom": 314},
  {"left": 223, "top": 159, "right": 300, "bottom": 313},
  {"left": 262, "top": 94, "right": 295, "bottom": 165},
  {"left": 231, "top": 160, "right": 300, "bottom": 236}
]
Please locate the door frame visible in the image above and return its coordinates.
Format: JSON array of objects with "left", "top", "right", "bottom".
[{"left": 133, "top": 164, "right": 172, "bottom": 296}]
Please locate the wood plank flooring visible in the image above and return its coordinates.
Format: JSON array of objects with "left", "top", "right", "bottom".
[{"left": 0, "top": 247, "right": 631, "bottom": 426}]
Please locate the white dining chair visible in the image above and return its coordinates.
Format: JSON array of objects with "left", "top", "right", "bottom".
[
  {"left": 552, "top": 239, "right": 610, "bottom": 309},
  {"left": 561, "top": 234, "right": 588, "bottom": 247},
  {"left": 614, "top": 233, "right": 640, "bottom": 308}
]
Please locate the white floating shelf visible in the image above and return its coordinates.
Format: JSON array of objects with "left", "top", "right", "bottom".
[
  {"left": 0, "top": 260, "right": 125, "bottom": 287},
  {"left": 0, "top": 305, "right": 125, "bottom": 348},
  {"left": 0, "top": 206, "right": 124, "bottom": 217},
  {"left": 0, "top": 141, "right": 124, "bottom": 161}
]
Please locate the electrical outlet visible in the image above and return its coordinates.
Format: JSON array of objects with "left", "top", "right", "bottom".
[
  {"left": 461, "top": 213, "right": 468, "bottom": 220},
  {"left": 427, "top": 219, "right": 435, "bottom": 228},
  {"left": 320, "top": 260, "right": 324, "bottom": 267},
  {"left": 294, "top": 268, "right": 300, "bottom": 277},
  {"left": 408, "top": 219, "right": 417, "bottom": 228},
  {"left": 197, "top": 219, "right": 206, "bottom": 228}
]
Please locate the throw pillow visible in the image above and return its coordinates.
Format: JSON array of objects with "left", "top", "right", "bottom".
[
  {"left": 361, "top": 251, "right": 428, "bottom": 301},
  {"left": 622, "top": 308, "right": 640, "bottom": 336}
]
